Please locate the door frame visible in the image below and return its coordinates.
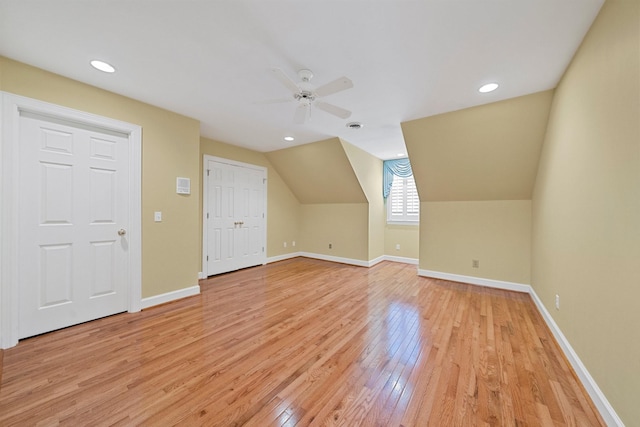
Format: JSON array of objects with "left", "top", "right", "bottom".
[
  {"left": 202, "top": 155, "right": 267, "bottom": 278},
  {"left": 0, "top": 92, "right": 142, "bottom": 349}
]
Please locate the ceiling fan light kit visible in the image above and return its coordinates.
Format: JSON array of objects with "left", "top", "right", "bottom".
[{"left": 266, "top": 68, "right": 354, "bottom": 124}]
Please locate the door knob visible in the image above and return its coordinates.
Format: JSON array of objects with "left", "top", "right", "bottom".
[{"left": 118, "top": 229, "right": 127, "bottom": 236}]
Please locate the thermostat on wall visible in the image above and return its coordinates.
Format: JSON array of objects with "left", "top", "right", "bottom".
[{"left": 177, "top": 177, "right": 191, "bottom": 194}]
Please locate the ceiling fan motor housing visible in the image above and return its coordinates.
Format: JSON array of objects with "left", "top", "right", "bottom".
[
  {"left": 298, "top": 69, "right": 314, "bottom": 82},
  {"left": 294, "top": 90, "right": 315, "bottom": 102}
]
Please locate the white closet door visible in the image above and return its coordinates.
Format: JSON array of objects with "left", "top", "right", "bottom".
[{"left": 206, "top": 159, "right": 265, "bottom": 276}]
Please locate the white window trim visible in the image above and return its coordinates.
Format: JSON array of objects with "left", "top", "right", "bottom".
[
  {"left": 386, "top": 175, "right": 420, "bottom": 225},
  {"left": 387, "top": 220, "right": 420, "bottom": 226}
]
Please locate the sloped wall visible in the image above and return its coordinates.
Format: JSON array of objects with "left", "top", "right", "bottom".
[
  {"left": 341, "top": 140, "right": 385, "bottom": 261},
  {"left": 403, "top": 90, "right": 553, "bottom": 202},
  {"left": 266, "top": 138, "right": 367, "bottom": 204},
  {"left": 403, "top": 91, "right": 553, "bottom": 282},
  {"left": 266, "top": 138, "right": 370, "bottom": 261}
]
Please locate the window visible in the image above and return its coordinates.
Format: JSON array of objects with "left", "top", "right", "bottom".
[{"left": 387, "top": 174, "right": 419, "bottom": 223}]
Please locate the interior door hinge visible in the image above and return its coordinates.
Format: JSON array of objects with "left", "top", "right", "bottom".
[
  {"left": 207, "top": 169, "right": 210, "bottom": 176},
  {"left": 263, "top": 178, "right": 266, "bottom": 184},
  {"left": 207, "top": 212, "right": 209, "bottom": 219},
  {"left": 206, "top": 255, "right": 209, "bottom": 261},
  {"left": 262, "top": 247, "right": 264, "bottom": 252}
]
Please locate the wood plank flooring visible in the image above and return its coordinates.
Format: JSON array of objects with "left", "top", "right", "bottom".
[{"left": 0, "top": 258, "right": 604, "bottom": 426}]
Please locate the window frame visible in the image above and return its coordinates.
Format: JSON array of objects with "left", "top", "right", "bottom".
[{"left": 386, "top": 174, "right": 420, "bottom": 225}]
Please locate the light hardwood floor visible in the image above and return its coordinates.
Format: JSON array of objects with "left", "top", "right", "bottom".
[{"left": 0, "top": 258, "right": 603, "bottom": 426}]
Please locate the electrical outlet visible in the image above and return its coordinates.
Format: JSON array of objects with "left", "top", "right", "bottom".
[
  {"left": 329, "top": 243, "right": 332, "bottom": 249},
  {"left": 472, "top": 259, "right": 479, "bottom": 268},
  {"left": 395, "top": 244, "right": 401, "bottom": 251},
  {"left": 555, "top": 294, "right": 560, "bottom": 310},
  {"left": 283, "top": 241, "right": 287, "bottom": 248},
  {"left": 154, "top": 211, "right": 162, "bottom": 222},
  {"left": 292, "top": 241, "right": 296, "bottom": 247}
]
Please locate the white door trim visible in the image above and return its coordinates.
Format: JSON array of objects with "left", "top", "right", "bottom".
[
  {"left": 0, "top": 92, "right": 142, "bottom": 349},
  {"left": 202, "top": 155, "right": 267, "bottom": 277}
]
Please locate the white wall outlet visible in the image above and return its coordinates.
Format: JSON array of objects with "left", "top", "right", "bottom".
[
  {"left": 292, "top": 241, "right": 296, "bottom": 247},
  {"left": 154, "top": 211, "right": 162, "bottom": 222},
  {"left": 283, "top": 241, "right": 287, "bottom": 248},
  {"left": 555, "top": 294, "right": 560, "bottom": 310},
  {"left": 472, "top": 259, "right": 479, "bottom": 268},
  {"left": 395, "top": 244, "right": 401, "bottom": 250}
]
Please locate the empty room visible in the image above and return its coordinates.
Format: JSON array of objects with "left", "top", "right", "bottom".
[{"left": 0, "top": 0, "right": 638, "bottom": 425}]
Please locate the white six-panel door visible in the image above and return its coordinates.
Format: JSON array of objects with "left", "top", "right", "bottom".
[
  {"left": 205, "top": 158, "right": 265, "bottom": 276},
  {"left": 17, "top": 111, "right": 130, "bottom": 338}
]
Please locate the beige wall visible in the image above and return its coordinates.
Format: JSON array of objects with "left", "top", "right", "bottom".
[
  {"left": 266, "top": 138, "right": 367, "bottom": 204},
  {"left": 200, "top": 137, "right": 300, "bottom": 259},
  {"left": 1, "top": 57, "right": 201, "bottom": 298},
  {"left": 531, "top": 0, "right": 640, "bottom": 423},
  {"left": 3, "top": 3, "right": 636, "bottom": 419},
  {"left": 403, "top": 90, "right": 553, "bottom": 201},
  {"left": 384, "top": 225, "right": 419, "bottom": 259},
  {"left": 422, "top": 201, "right": 531, "bottom": 284},
  {"left": 341, "top": 140, "right": 385, "bottom": 260},
  {"left": 267, "top": 138, "right": 372, "bottom": 262},
  {"left": 299, "top": 204, "right": 369, "bottom": 261},
  {"left": 403, "top": 90, "right": 550, "bottom": 283}
]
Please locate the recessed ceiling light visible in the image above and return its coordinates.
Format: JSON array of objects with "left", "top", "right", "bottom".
[
  {"left": 283, "top": 136, "right": 295, "bottom": 142},
  {"left": 397, "top": 153, "right": 406, "bottom": 157},
  {"left": 479, "top": 83, "right": 498, "bottom": 93},
  {"left": 90, "top": 60, "right": 115, "bottom": 73}
]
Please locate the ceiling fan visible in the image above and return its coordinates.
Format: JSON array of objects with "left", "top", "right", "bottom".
[{"left": 260, "top": 68, "right": 353, "bottom": 124}]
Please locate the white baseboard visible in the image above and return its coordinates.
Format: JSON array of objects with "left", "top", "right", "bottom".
[
  {"left": 418, "top": 269, "right": 530, "bottom": 293},
  {"left": 528, "top": 288, "right": 624, "bottom": 427},
  {"left": 267, "top": 253, "right": 418, "bottom": 268},
  {"left": 198, "top": 271, "right": 206, "bottom": 280},
  {"left": 267, "top": 252, "right": 302, "bottom": 264},
  {"left": 368, "top": 255, "right": 386, "bottom": 267},
  {"left": 418, "top": 268, "right": 622, "bottom": 426},
  {"left": 140, "top": 285, "right": 200, "bottom": 310},
  {"left": 384, "top": 255, "right": 419, "bottom": 265},
  {"left": 298, "top": 252, "right": 370, "bottom": 267}
]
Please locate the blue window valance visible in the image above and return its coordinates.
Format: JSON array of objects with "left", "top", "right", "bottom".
[{"left": 383, "top": 158, "right": 413, "bottom": 198}]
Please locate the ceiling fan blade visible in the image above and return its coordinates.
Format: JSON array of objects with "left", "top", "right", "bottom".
[
  {"left": 271, "top": 68, "right": 300, "bottom": 94},
  {"left": 316, "top": 101, "right": 352, "bottom": 119},
  {"left": 253, "top": 97, "right": 293, "bottom": 105},
  {"left": 315, "top": 76, "right": 353, "bottom": 97},
  {"left": 293, "top": 103, "right": 309, "bottom": 124}
]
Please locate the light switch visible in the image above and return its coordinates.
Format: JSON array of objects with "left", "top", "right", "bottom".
[{"left": 154, "top": 211, "right": 162, "bottom": 222}]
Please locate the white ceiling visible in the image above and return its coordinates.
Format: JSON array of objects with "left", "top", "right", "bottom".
[{"left": 0, "top": 0, "right": 604, "bottom": 160}]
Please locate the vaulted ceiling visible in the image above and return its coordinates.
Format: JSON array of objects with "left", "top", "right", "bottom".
[{"left": 0, "top": 0, "right": 603, "bottom": 160}]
